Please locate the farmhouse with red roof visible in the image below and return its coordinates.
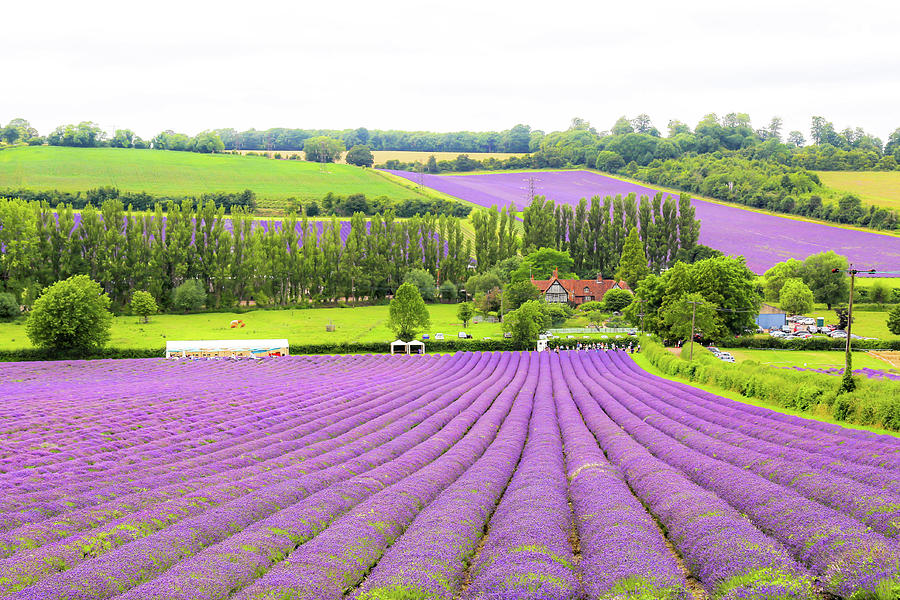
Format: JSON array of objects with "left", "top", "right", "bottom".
[{"left": 530, "top": 268, "right": 630, "bottom": 307}]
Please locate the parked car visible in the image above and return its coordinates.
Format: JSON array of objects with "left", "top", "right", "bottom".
[{"left": 434, "top": 333, "right": 444, "bottom": 341}]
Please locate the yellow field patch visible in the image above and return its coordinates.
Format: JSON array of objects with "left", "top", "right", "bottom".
[
  {"left": 232, "top": 149, "right": 527, "bottom": 165},
  {"left": 815, "top": 171, "right": 900, "bottom": 211}
]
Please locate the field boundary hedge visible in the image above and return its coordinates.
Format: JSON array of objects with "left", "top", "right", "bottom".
[
  {"left": 717, "top": 337, "right": 900, "bottom": 350},
  {"left": 0, "top": 336, "right": 646, "bottom": 362},
  {"left": 641, "top": 339, "right": 900, "bottom": 432}
]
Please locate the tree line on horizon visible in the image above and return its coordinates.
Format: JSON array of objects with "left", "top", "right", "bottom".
[{"left": 4, "top": 114, "right": 899, "bottom": 168}]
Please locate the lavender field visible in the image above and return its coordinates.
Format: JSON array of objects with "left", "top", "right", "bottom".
[
  {"left": 385, "top": 170, "right": 900, "bottom": 274},
  {"left": 1, "top": 352, "right": 898, "bottom": 599}
]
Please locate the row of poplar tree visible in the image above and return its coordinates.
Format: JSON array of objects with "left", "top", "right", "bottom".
[
  {"left": 0, "top": 198, "right": 471, "bottom": 309},
  {"left": 520, "top": 192, "right": 701, "bottom": 277}
]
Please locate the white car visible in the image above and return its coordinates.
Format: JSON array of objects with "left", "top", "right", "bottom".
[{"left": 434, "top": 333, "right": 444, "bottom": 341}]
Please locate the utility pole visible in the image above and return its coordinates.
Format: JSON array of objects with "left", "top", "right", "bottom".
[
  {"left": 635, "top": 298, "right": 648, "bottom": 334},
  {"left": 832, "top": 265, "right": 876, "bottom": 392},
  {"left": 687, "top": 300, "right": 702, "bottom": 361}
]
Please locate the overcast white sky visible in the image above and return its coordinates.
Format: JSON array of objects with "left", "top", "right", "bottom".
[{"left": 3, "top": 0, "right": 899, "bottom": 141}]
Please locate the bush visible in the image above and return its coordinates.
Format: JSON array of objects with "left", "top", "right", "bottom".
[
  {"left": 403, "top": 269, "right": 436, "bottom": 302},
  {"left": 439, "top": 280, "right": 458, "bottom": 302},
  {"left": 602, "top": 288, "right": 633, "bottom": 312},
  {"left": 25, "top": 275, "right": 112, "bottom": 353},
  {"left": 0, "top": 292, "right": 19, "bottom": 319},
  {"left": 172, "top": 280, "right": 207, "bottom": 312}
]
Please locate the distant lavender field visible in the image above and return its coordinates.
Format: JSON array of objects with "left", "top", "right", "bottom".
[{"left": 386, "top": 169, "right": 900, "bottom": 274}]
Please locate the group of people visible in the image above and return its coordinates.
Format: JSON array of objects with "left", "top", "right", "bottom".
[{"left": 551, "top": 342, "right": 640, "bottom": 353}]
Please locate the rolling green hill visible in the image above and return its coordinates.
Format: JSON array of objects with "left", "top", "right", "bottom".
[{"left": 0, "top": 146, "right": 432, "bottom": 207}]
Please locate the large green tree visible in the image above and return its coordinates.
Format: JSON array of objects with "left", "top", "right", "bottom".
[
  {"left": 779, "top": 278, "right": 814, "bottom": 315},
  {"left": 25, "top": 275, "right": 112, "bottom": 353},
  {"left": 345, "top": 145, "right": 374, "bottom": 167},
  {"left": 403, "top": 269, "right": 436, "bottom": 301},
  {"left": 800, "top": 251, "right": 849, "bottom": 309},
  {"left": 616, "top": 227, "right": 649, "bottom": 290},
  {"left": 511, "top": 248, "right": 575, "bottom": 282},
  {"left": 502, "top": 280, "right": 541, "bottom": 313},
  {"left": 661, "top": 292, "right": 722, "bottom": 343},
  {"left": 762, "top": 258, "right": 804, "bottom": 301},
  {"left": 388, "top": 282, "right": 430, "bottom": 341}
]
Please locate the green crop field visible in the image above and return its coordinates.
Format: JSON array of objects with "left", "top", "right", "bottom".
[
  {"left": 815, "top": 170, "right": 900, "bottom": 211},
  {"left": 0, "top": 146, "right": 432, "bottom": 204},
  {"left": 0, "top": 304, "right": 506, "bottom": 351}
]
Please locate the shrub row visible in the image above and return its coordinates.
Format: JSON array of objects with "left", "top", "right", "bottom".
[
  {"left": 0, "top": 338, "right": 540, "bottom": 362},
  {"left": 642, "top": 339, "right": 900, "bottom": 432},
  {"left": 717, "top": 337, "right": 900, "bottom": 351}
]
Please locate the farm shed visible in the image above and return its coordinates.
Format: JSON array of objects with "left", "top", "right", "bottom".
[
  {"left": 165, "top": 339, "right": 289, "bottom": 359},
  {"left": 755, "top": 303, "right": 786, "bottom": 330}
]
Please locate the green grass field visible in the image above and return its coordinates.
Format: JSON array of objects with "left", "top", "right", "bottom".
[
  {"left": 0, "top": 304, "right": 507, "bottom": 351},
  {"left": 728, "top": 348, "right": 891, "bottom": 370},
  {"left": 815, "top": 171, "right": 900, "bottom": 211},
  {"left": 0, "top": 146, "right": 432, "bottom": 203}
]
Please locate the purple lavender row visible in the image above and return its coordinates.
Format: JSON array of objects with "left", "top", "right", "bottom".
[
  {"left": 0, "top": 355, "right": 391, "bottom": 483},
  {"left": 610, "top": 354, "right": 900, "bottom": 494},
  {"left": 611, "top": 354, "right": 900, "bottom": 467},
  {"left": 548, "top": 352, "right": 685, "bottom": 599},
  {"left": 781, "top": 366, "right": 900, "bottom": 382},
  {"left": 0, "top": 355, "right": 422, "bottom": 504},
  {"left": 462, "top": 352, "right": 580, "bottom": 600},
  {"left": 0, "top": 353, "right": 491, "bottom": 594},
  {"left": 0, "top": 356, "right": 436, "bottom": 527},
  {"left": 0, "top": 356, "right": 421, "bottom": 500},
  {"left": 558, "top": 352, "right": 814, "bottom": 599},
  {"left": 579, "top": 351, "right": 899, "bottom": 598},
  {"left": 20, "top": 352, "right": 514, "bottom": 600},
  {"left": 602, "top": 351, "right": 900, "bottom": 536},
  {"left": 351, "top": 353, "right": 539, "bottom": 600},
  {"left": 0, "top": 355, "right": 467, "bottom": 557},
  {"left": 0, "top": 356, "right": 345, "bottom": 477},
  {"left": 224, "top": 353, "right": 530, "bottom": 600}
]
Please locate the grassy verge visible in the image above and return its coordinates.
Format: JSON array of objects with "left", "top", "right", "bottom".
[{"left": 630, "top": 351, "right": 900, "bottom": 438}]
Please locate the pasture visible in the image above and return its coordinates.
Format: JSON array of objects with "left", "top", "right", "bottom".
[
  {"left": 1, "top": 350, "right": 897, "bottom": 599},
  {"left": 0, "top": 146, "right": 432, "bottom": 203},
  {"left": 0, "top": 304, "right": 506, "bottom": 351},
  {"left": 815, "top": 170, "right": 900, "bottom": 211}
]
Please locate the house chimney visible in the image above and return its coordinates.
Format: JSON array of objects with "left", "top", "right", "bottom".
[
  {"left": 553, "top": 267, "right": 559, "bottom": 279},
  {"left": 596, "top": 272, "right": 602, "bottom": 283}
]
